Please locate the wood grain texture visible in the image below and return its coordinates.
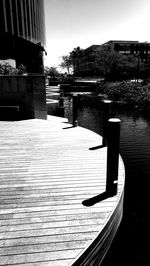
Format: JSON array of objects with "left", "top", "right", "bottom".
[{"left": 0, "top": 115, "right": 125, "bottom": 265}]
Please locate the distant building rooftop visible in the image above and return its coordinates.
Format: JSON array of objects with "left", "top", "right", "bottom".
[
  {"left": 104, "top": 40, "right": 139, "bottom": 44},
  {"left": 85, "top": 40, "right": 150, "bottom": 51}
]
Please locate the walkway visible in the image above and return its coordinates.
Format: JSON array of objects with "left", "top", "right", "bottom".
[{"left": 0, "top": 116, "right": 125, "bottom": 265}]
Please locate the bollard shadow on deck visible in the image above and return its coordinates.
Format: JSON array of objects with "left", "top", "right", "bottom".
[
  {"left": 62, "top": 121, "right": 74, "bottom": 129},
  {"left": 62, "top": 121, "right": 78, "bottom": 129},
  {"left": 82, "top": 191, "right": 115, "bottom": 207},
  {"left": 63, "top": 126, "right": 74, "bottom": 129},
  {"left": 89, "top": 145, "right": 104, "bottom": 150}
]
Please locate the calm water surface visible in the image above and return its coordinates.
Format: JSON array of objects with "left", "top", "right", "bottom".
[{"left": 65, "top": 98, "right": 149, "bottom": 265}]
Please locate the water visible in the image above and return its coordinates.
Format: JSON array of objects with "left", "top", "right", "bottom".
[{"left": 65, "top": 98, "right": 149, "bottom": 265}]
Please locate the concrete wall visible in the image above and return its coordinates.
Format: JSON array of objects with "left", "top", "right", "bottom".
[{"left": 0, "top": 75, "right": 47, "bottom": 120}]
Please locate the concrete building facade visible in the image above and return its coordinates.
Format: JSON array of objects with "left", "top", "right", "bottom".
[
  {"left": 0, "top": 0, "right": 46, "bottom": 73},
  {"left": 74, "top": 40, "right": 150, "bottom": 77},
  {"left": 0, "top": 0, "right": 47, "bottom": 120}
]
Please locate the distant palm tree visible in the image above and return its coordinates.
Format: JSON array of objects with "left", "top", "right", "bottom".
[
  {"left": 44, "top": 66, "right": 60, "bottom": 78},
  {"left": 60, "top": 55, "right": 73, "bottom": 75},
  {"left": 69, "top": 47, "right": 84, "bottom": 75}
]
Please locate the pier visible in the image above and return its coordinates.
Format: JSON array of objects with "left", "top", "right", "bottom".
[{"left": 0, "top": 115, "right": 125, "bottom": 265}]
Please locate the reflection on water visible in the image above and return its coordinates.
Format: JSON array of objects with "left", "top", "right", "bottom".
[{"left": 65, "top": 97, "right": 149, "bottom": 265}]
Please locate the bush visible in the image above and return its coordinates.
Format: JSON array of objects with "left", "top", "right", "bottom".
[
  {"left": 98, "top": 81, "right": 150, "bottom": 111},
  {"left": 0, "top": 63, "right": 25, "bottom": 75}
]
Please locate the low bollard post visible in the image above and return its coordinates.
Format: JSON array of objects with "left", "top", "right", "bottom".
[
  {"left": 73, "top": 95, "right": 78, "bottom": 127},
  {"left": 106, "top": 118, "right": 121, "bottom": 196},
  {"left": 58, "top": 92, "right": 65, "bottom": 117},
  {"left": 102, "top": 100, "right": 111, "bottom": 146},
  {"left": 58, "top": 93, "right": 64, "bottom": 108}
]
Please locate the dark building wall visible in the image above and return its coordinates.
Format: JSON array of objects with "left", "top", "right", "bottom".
[
  {"left": 0, "top": 75, "right": 47, "bottom": 119},
  {"left": 0, "top": 0, "right": 46, "bottom": 73}
]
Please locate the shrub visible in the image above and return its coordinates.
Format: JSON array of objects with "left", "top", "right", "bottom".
[
  {"left": 98, "top": 81, "right": 150, "bottom": 111},
  {"left": 0, "top": 63, "right": 25, "bottom": 75}
]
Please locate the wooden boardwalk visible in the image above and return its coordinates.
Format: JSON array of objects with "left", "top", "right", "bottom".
[{"left": 0, "top": 115, "right": 125, "bottom": 266}]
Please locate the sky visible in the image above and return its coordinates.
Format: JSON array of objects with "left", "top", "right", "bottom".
[{"left": 44, "top": 0, "right": 150, "bottom": 68}]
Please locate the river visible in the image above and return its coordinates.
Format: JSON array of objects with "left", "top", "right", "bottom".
[{"left": 64, "top": 96, "right": 149, "bottom": 265}]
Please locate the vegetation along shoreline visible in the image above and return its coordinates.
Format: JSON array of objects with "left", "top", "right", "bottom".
[{"left": 96, "top": 81, "right": 150, "bottom": 114}]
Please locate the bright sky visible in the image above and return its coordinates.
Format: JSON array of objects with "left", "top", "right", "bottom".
[{"left": 44, "top": 0, "right": 150, "bottom": 68}]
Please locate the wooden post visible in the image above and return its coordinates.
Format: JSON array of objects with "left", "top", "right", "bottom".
[
  {"left": 106, "top": 118, "right": 121, "bottom": 196},
  {"left": 73, "top": 95, "right": 78, "bottom": 127},
  {"left": 102, "top": 100, "right": 111, "bottom": 146},
  {"left": 58, "top": 92, "right": 64, "bottom": 117},
  {"left": 58, "top": 94, "right": 64, "bottom": 108}
]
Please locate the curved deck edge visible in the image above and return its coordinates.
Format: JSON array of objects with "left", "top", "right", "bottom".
[{"left": 70, "top": 156, "right": 125, "bottom": 266}]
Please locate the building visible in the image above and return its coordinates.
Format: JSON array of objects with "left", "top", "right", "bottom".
[
  {"left": 102, "top": 40, "right": 150, "bottom": 58},
  {"left": 74, "top": 45, "right": 102, "bottom": 77},
  {"left": 0, "top": 0, "right": 47, "bottom": 120},
  {"left": 0, "top": 0, "right": 46, "bottom": 73},
  {"left": 74, "top": 40, "right": 150, "bottom": 77}
]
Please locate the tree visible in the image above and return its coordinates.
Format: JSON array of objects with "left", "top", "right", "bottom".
[
  {"left": 94, "top": 45, "right": 120, "bottom": 79},
  {"left": 143, "top": 55, "right": 150, "bottom": 81},
  {"left": 59, "top": 55, "right": 73, "bottom": 75},
  {"left": 44, "top": 66, "right": 60, "bottom": 78},
  {"left": 69, "top": 47, "right": 84, "bottom": 75},
  {"left": 95, "top": 45, "right": 145, "bottom": 81}
]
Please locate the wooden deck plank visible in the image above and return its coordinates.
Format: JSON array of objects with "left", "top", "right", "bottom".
[
  {"left": 0, "top": 240, "right": 88, "bottom": 256},
  {"left": 0, "top": 249, "right": 83, "bottom": 265},
  {"left": 0, "top": 212, "right": 108, "bottom": 228},
  {"left": 0, "top": 232, "right": 97, "bottom": 248},
  {"left": 0, "top": 116, "right": 125, "bottom": 265},
  {"left": 6, "top": 259, "right": 73, "bottom": 266}
]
